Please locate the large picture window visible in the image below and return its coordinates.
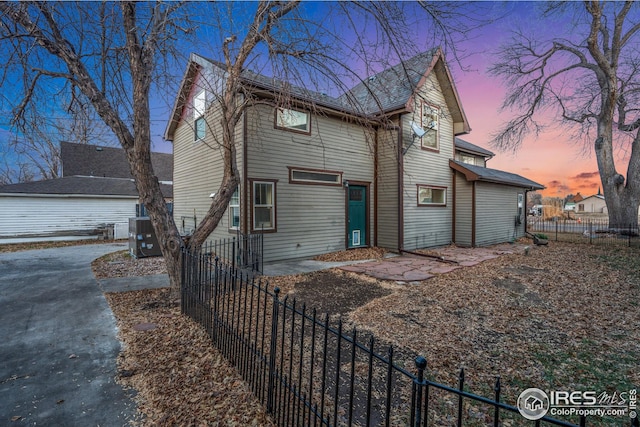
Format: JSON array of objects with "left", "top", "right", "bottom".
[
  {"left": 276, "top": 108, "right": 310, "bottom": 133},
  {"left": 229, "top": 187, "right": 240, "bottom": 230},
  {"left": 421, "top": 103, "right": 439, "bottom": 150},
  {"left": 252, "top": 180, "right": 276, "bottom": 231},
  {"left": 417, "top": 185, "right": 446, "bottom": 206}
]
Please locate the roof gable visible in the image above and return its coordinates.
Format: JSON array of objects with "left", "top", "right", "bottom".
[{"left": 165, "top": 49, "right": 471, "bottom": 140}]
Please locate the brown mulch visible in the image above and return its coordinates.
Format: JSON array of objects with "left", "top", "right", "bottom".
[
  {"left": 96, "top": 242, "right": 639, "bottom": 425},
  {"left": 105, "top": 288, "right": 274, "bottom": 426}
]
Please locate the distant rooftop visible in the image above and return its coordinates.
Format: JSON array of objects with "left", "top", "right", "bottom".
[
  {"left": 0, "top": 176, "right": 173, "bottom": 198},
  {"left": 60, "top": 141, "right": 173, "bottom": 182}
]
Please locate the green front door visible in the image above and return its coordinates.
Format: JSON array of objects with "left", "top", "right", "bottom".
[{"left": 348, "top": 185, "right": 366, "bottom": 248}]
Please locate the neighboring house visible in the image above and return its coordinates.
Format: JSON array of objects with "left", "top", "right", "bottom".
[
  {"left": 166, "top": 49, "right": 543, "bottom": 262},
  {"left": 576, "top": 194, "right": 607, "bottom": 214},
  {"left": 0, "top": 142, "right": 173, "bottom": 243}
]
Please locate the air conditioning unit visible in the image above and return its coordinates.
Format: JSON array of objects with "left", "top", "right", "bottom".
[{"left": 129, "top": 217, "right": 162, "bottom": 258}]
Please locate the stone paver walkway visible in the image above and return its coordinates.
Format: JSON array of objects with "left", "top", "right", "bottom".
[{"left": 340, "top": 243, "right": 527, "bottom": 282}]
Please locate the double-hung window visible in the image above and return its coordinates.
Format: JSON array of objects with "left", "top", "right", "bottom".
[
  {"left": 194, "top": 90, "right": 206, "bottom": 141},
  {"left": 252, "top": 180, "right": 276, "bottom": 231},
  {"left": 421, "top": 103, "right": 439, "bottom": 151},
  {"left": 229, "top": 187, "right": 240, "bottom": 230}
]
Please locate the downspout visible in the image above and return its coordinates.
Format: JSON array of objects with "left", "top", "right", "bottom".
[
  {"left": 397, "top": 120, "right": 404, "bottom": 253},
  {"left": 242, "top": 108, "right": 248, "bottom": 236},
  {"left": 524, "top": 189, "right": 529, "bottom": 236},
  {"left": 373, "top": 128, "right": 379, "bottom": 248},
  {"left": 452, "top": 169, "right": 456, "bottom": 244}
]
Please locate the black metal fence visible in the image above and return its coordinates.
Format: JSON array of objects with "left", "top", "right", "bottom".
[
  {"left": 197, "top": 232, "right": 263, "bottom": 274},
  {"left": 528, "top": 217, "right": 640, "bottom": 248},
  {"left": 180, "top": 249, "right": 638, "bottom": 426}
]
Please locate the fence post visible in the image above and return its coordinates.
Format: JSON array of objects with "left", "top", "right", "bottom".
[
  {"left": 232, "top": 236, "right": 236, "bottom": 275},
  {"left": 555, "top": 220, "right": 558, "bottom": 241},
  {"left": 267, "top": 287, "right": 280, "bottom": 414},
  {"left": 589, "top": 221, "right": 593, "bottom": 245},
  {"left": 493, "top": 376, "right": 501, "bottom": 427},
  {"left": 458, "top": 368, "right": 465, "bottom": 426},
  {"left": 414, "top": 356, "right": 427, "bottom": 427}
]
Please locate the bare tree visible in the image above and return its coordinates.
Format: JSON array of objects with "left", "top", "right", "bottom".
[
  {"left": 490, "top": 1, "right": 640, "bottom": 229},
  {"left": 0, "top": 99, "right": 115, "bottom": 183},
  {"left": 0, "top": 1, "right": 490, "bottom": 299},
  {"left": 0, "top": 1, "right": 190, "bottom": 294}
]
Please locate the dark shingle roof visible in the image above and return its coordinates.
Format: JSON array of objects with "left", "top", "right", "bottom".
[
  {"left": 338, "top": 49, "right": 438, "bottom": 115},
  {"left": 0, "top": 176, "right": 173, "bottom": 198},
  {"left": 61, "top": 142, "right": 173, "bottom": 182},
  {"left": 450, "top": 160, "right": 544, "bottom": 190},
  {"left": 454, "top": 138, "right": 495, "bottom": 158}
]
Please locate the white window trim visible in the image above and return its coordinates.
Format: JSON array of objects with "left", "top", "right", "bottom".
[
  {"left": 417, "top": 184, "right": 447, "bottom": 207},
  {"left": 421, "top": 103, "right": 439, "bottom": 151},
  {"left": 229, "top": 187, "right": 240, "bottom": 230},
  {"left": 275, "top": 108, "right": 311, "bottom": 134},
  {"left": 251, "top": 180, "right": 276, "bottom": 232},
  {"left": 194, "top": 90, "right": 206, "bottom": 141},
  {"left": 288, "top": 167, "right": 342, "bottom": 186}
]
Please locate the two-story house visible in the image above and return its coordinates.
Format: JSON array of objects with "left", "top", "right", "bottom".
[{"left": 165, "top": 49, "right": 543, "bottom": 262}]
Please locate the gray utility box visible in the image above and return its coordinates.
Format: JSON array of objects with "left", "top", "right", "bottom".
[{"left": 129, "top": 217, "right": 162, "bottom": 258}]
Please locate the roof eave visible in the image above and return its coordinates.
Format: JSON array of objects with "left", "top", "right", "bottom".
[
  {"left": 450, "top": 160, "right": 545, "bottom": 190},
  {"left": 404, "top": 48, "right": 471, "bottom": 135}
]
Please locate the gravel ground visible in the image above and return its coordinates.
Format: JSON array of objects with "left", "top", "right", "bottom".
[{"left": 88, "top": 242, "right": 639, "bottom": 426}]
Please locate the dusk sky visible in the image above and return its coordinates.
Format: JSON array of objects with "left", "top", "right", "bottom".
[
  {"left": 3, "top": 1, "right": 635, "bottom": 199},
  {"left": 445, "top": 2, "right": 615, "bottom": 200}
]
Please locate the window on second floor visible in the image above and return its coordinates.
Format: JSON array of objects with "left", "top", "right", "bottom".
[
  {"left": 421, "top": 103, "right": 439, "bottom": 151},
  {"left": 458, "top": 153, "right": 476, "bottom": 165},
  {"left": 276, "top": 108, "right": 310, "bottom": 133},
  {"left": 194, "top": 90, "right": 206, "bottom": 141}
]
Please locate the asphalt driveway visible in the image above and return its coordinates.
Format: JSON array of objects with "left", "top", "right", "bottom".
[{"left": 0, "top": 242, "right": 135, "bottom": 426}]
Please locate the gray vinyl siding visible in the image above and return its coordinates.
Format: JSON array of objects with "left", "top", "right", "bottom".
[
  {"left": 401, "top": 73, "right": 453, "bottom": 250},
  {"left": 475, "top": 183, "right": 524, "bottom": 246},
  {"left": 376, "top": 127, "right": 399, "bottom": 251},
  {"left": 172, "top": 95, "right": 244, "bottom": 241},
  {"left": 246, "top": 104, "right": 374, "bottom": 262},
  {"left": 0, "top": 195, "right": 136, "bottom": 243},
  {"left": 454, "top": 173, "right": 473, "bottom": 247}
]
